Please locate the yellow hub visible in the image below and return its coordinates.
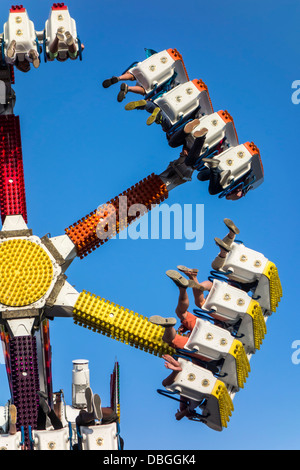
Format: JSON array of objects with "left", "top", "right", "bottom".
[{"left": 0, "top": 239, "right": 54, "bottom": 307}]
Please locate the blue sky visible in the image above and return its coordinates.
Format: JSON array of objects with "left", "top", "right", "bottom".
[{"left": 0, "top": 0, "right": 299, "bottom": 450}]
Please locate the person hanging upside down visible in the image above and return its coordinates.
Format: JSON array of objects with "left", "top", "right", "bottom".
[
  {"left": 150, "top": 270, "right": 214, "bottom": 421},
  {"left": 124, "top": 105, "right": 244, "bottom": 200},
  {"left": 210, "top": 219, "right": 259, "bottom": 293},
  {"left": 172, "top": 218, "right": 240, "bottom": 287},
  {"left": 196, "top": 157, "right": 243, "bottom": 199},
  {"left": 36, "top": 391, "right": 63, "bottom": 431},
  {"left": 149, "top": 269, "right": 208, "bottom": 351},
  {"left": 47, "top": 28, "right": 81, "bottom": 62},
  {"left": 75, "top": 387, "right": 124, "bottom": 449},
  {"left": 124, "top": 100, "right": 205, "bottom": 143},
  {"left": 75, "top": 387, "right": 102, "bottom": 427},
  {"left": 5, "top": 39, "right": 40, "bottom": 72},
  {"left": 102, "top": 70, "right": 146, "bottom": 103},
  {"left": 75, "top": 387, "right": 121, "bottom": 428},
  {"left": 161, "top": 354, "right": 200, "bottom": 421},
  {"left": 169, "top": 116, "right": 245, "bottom": 200},
  {"left": 124, "top": 99, "right": 166, "bottom": 126},
  {"left": 211, "top": 219, "right": 240, "bottom": 271}
]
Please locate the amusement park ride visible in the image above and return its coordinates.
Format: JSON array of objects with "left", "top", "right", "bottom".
[{"left": 0, "top": 3, "right": 282, "bottom": 451}]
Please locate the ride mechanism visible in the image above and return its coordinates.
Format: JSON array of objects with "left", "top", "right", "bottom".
[{"left": 0, "top": 3, "right": 282, "bottom": 451}]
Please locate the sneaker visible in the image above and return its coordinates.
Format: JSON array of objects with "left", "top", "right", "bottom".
[
  {"left": 102, "top": 76, "right": 119, "bottom": 89},
  {"left": 9, "top": 404, "right": 17, "bottom": 425},
  {"left": 184, "top": 119, "right": 201, "bottom": 134},
  {"left": 117, "top": 83, "right": 128, "bottom": 102},
  {"left": 28, "top": 49, "right": 39, "bottom": 69},
  {"left": 223, "top": 218, "right": 240, "bottom": 235},
  {"left": 214, "top": 237, "right": 231, "bottom": 252},
  {"left": 8, "top": 404, "right": 17, "bottom": 435},
  {"left": 65, "top": 31, "right": 74, "bottom": 46},
  {"left": 37, "top": 391, "right": 50, "bottom": 415},
  {"left": 177, "top": 265, "right": 198, "bottom": 275},
  {"left": 149, "top": 315, "right": 177, "bottom": 327},
  {"left": 6, "top": 40, "right": 16, "bottom": 59},
  {"left": 146, "top": 107, "right": 161, "bottom": 125},
  {"left": 166, "top": 270, "right": 189, "bottom": 288},
  {"left": 93, "top": 394, "right": 103, "bottom": 422},
  {"left": 56, "top": 28, "right": 65, "bottom": 41},
  {"left": 124, "top": 100, "right": 147, "bottom": 110},
  {"left": 194, "top": 127, "right": 208, "bottom": 139},
  {"left": 85, "top": 387, "right": 94, "bottom": 414},
  {"left": 202, "top": 157, "right": 220, "bottom": 168}
]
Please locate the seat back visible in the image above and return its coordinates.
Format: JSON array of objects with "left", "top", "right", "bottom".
[
  {"left": 31, "top": 427, "right": 70, "bottom": 450},
  {"left": 165, "top": 359, "right": 234, "bottom": 431},
  {"left": 154, "top": 79, "right": 213, "bottom": 125},
  {"left": 202, "top": 279, "right": 267, "bottom": 353},
  {"left": 184, "top": 317, "right": 250, "bottom": 390},
  {"left": 185, "top": 317, "right": 234, "bottom": 360},
  {"left": 221, "top": 242, "right": 269, "bottom": 284},
  {"left": 129, "top": 48, "right": 189, "bottom": 94},
  {"left": 0, "top": 431, "right": 22, "bottom": 450},
  {"left": 203, "top": 279, "right": 253, "bottom": 322},
  {"left": 44, "top": 3, "right": 78, "bottom": 54},
  {"left": 80, "top": 423, "right": 119, "bottom": 450},
  {"left": 215, "top": 142, "right": 263, "bottom": 191},
  {"left": 3, "top": 6, "right": 37, "bottom": 57},
  {"left": 186, "top": 110, "right": 238, "bottom": 155}
]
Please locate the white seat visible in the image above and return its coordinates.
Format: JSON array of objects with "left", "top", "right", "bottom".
[
  {"left": 165, "top": 359, "right": 234, "bottom": 432},
  {"left": 185, "top": 110, "right": 238, "bottom": 154},
  {"left": 202, "top": 279, "right": 267, "bottom": 353},
  {"left": 31, "top": 427, "right": 70, "bottom": 450},
  {"left": 44, "top": 4, "right": 78, "bottom": 57},
  {"left": 129, "top": 48, "right": 189, "bottom": 94},
  {"left": 203, "top": 142, "right": 264, "bottom": 190},
  {"left": 184, "top": 317, "right": 250, "bottom": 390},
  {"left": 80, "top": 423, "right": 119, "bottom": 450},
  {"left": 154, "top": 79, "right": 213, "bottom": 126},
  {"left": 218, "top": 243, "right": 282, "bottom": 315},
  {"left": 0, "top": 431, "right": 22, "bottom": 450},
  {"left": 3, "top": 7, "right": 37, "bottom": 60},
  {"left": 221, "top": 242, "right": 269, "bottom": 284}
]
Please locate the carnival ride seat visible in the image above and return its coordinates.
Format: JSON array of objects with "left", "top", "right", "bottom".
[
  {"left": 204, "top": 141, "right": 263, "bottom": 189},
  {"left": 218, "top": 242, "right": 282, "bottom": 314},
  {"left": 153, "top": 78, "right": 213, "bottom": 129},
  {"left": 201, "top": 279, "right": 267, "bottom": 354},
  {"left": 44, "top": 3, "right": 82, "bottom": 61},
  {"left": 0, "top": 430, "right": 23, "bottom": 450},
  {"left": 182, "top": 316, "right": 250, "bottom": 391},
  {"left": 30, "top": 425, "right": 71, "bottom": 450},
  {"left": 78, "top": 422, "right": 120, "bottom": 450},
  {"left": 2, "top": 6, "right": 39, "bottom": 63},
  {"left": 158, "top": 358, "right": 234, "bottom": 432},
  {"left": 185, "top": 110, "right": 238, "bottom": 156},
  {"left": 128, "top": 48, "right": 189, "bottom": 97}
]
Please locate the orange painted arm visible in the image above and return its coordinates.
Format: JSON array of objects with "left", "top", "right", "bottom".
[{"left": 65, "top": 174, "right": 168, "bottom": 258}]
